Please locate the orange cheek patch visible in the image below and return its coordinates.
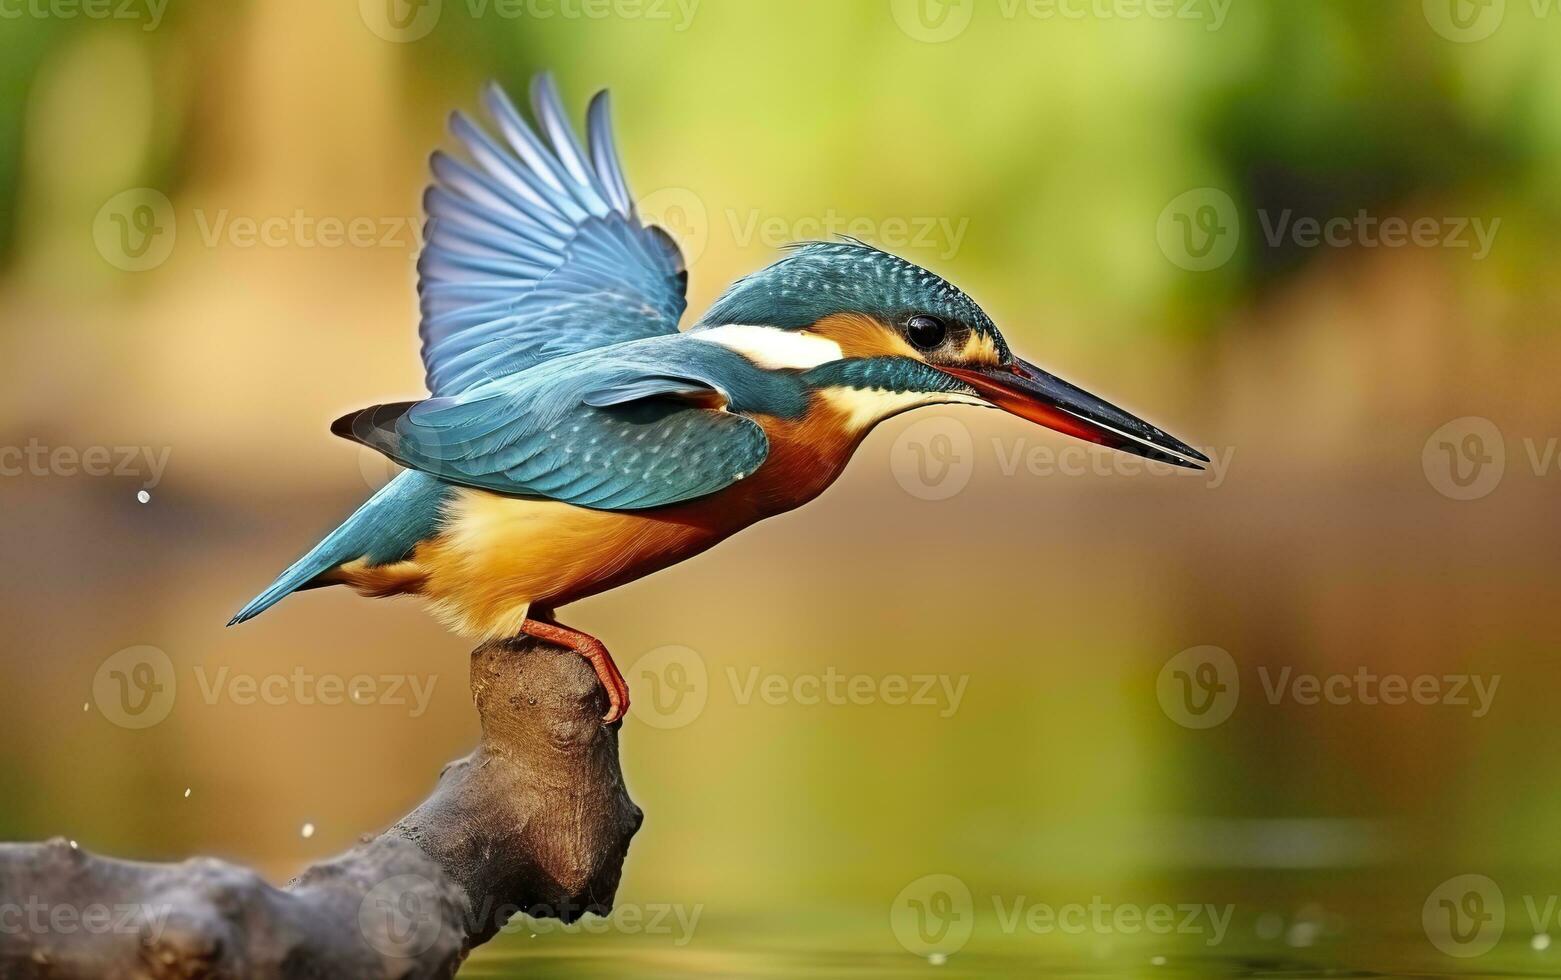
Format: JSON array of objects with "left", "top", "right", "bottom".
[
  {"left": 810, "top": 312, "right": 1003, "bottom": 368},
  {"left": 809, "top": 312, "right": 923, "bottom": 361},
  {"left": 956, "top": 332, "right": 1001, "bottom": 366}
]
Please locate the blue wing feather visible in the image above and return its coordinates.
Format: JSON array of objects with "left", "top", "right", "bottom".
[
  {"left": 525, "top": 75, "right": 608, "bottom": 207},
  {"left": 581, "top": 374, "right": 726, "bottom": 408},
  {"left": 337, "top": 336, "right": 788, "bottom": 512},
  {"left": 418, "top": 76, "right": 686, "bottom": 396},
  {"left": 587, "top": 92, "right": 634, "bottom": 215}
]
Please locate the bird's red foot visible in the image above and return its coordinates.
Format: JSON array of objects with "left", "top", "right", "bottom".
[{"left": 521, "top": 618, "right": 629, "bottom": 723}]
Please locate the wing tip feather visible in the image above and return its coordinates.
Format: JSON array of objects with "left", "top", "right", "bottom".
[{"left": 414, "top": 74, "right": 687, "bottom": 397}]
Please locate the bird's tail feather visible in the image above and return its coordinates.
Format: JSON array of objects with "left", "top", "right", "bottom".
[
  {"left": 227, "top": 541, "right": 343, "bottom": 626},
  {"left": 227, "top": 469, "right": 448, "bottom": 627}
]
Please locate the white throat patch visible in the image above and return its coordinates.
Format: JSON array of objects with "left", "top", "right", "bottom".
[
  {"left": 695, "top": 324, "right": 844, "bottom": 370},
  {"left": 820, "top": 387, "right": 988, "bottom": 432}
]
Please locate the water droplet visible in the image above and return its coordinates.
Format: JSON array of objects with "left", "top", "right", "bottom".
[
  {"left": 137, "top": 490, "right": 150, "bottom": 504},
  {"left": 1535, "top": 933, "right": 1552, "bottom": 951},
  {"left": 928, "top": 952, "right": 947, "bottom": 966},
  {"left": 1151, "top": 956, "right": 1167, "bottom": 966},
  {"left": 183, "top": 788, "right": 191, "bottom": 798},
  {"left": 82, "top": 702, "right": 89, "bottom": 712},
  {"left": 301, "top": 822, "right": 315, "bottom": 839}
]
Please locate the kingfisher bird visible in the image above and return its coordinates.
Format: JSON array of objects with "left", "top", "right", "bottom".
[{"left": 230, "top": 75, "right": 1206, "bottom": 722}]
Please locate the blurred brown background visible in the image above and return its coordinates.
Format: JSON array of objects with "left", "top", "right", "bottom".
[{"left": 3, "top": 0, "right": 1561, "bottom": 974}]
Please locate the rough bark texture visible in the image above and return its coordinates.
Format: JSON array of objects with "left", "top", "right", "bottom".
[{"left": 0, "top": 637, "right": 642, "bottom": 979}]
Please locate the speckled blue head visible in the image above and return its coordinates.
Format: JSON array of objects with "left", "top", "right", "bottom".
[{"left": 696, "top": 240, "right": 1012, "bottom": 363}]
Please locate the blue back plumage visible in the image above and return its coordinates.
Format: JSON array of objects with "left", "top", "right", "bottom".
[{"left": 336, "top": 335, "right": 806, "bottom": 511}]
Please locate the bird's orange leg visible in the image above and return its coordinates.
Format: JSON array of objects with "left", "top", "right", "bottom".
[{"left": 521, "top": 618, "right": 629, "bottom": 723}]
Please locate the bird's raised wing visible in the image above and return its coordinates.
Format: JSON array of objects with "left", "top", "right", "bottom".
[
  {"left": 334, "top": 341, "right": 771, "bottom": 511},
  {"left": 417, "top": 75, "right": 687, "bottom": 396}
]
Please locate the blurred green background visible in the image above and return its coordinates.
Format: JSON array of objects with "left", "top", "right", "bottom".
[{"left": 4, "top": 0, "right": 1561, "bottom": 975}]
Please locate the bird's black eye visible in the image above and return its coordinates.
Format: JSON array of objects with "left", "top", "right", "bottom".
[{"left": 906, "top": 314, "right": 947, "bottom": 350}]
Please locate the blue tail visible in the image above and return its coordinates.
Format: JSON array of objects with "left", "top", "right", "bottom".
[{"left": 228, "top": 470, "right": 450, "bottom": 626}]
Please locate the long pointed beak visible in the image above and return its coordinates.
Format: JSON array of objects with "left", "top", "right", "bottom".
[{"left": 943, "top": 358, "right": 1209, "bottom": 470}]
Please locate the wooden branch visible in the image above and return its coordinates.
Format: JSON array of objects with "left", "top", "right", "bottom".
[{"left": 0, "top": 637, "right": 642, "bottom": 979}]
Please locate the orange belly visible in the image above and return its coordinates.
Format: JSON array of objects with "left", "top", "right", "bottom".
[
  {"left": 386, "top": 492, "right": 722, "bottom": 638},
  {"left": 333, "top": 400, "right": 865, "bottom": 639}
]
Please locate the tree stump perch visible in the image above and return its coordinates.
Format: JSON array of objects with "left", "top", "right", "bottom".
[{"left": 0, "top": 636, "right": 642, "bottom": 979}]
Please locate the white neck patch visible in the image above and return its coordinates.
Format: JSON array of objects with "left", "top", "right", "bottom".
[
  {"left": 819, "top": 387, "right": 988, "bottom": 432},
  {"left": 695, "top": 324, "right": 844, "bottom": 370}
]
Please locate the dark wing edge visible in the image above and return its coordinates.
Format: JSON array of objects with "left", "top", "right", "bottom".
[{"left": 331, "top": 401, "right": 420, "bottom": 464}]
